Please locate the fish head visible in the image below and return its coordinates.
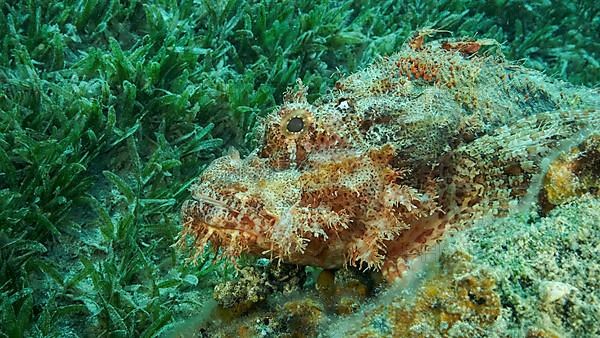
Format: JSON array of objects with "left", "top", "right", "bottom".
[{"left": 181, "top": 97, "right": 435, "bottom": 270}]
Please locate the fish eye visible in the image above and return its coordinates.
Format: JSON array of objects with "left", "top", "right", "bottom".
[
  {"left": 279, "top": 107, "right": 313, "bottom": 138},
  {"left": 286, "top": 117, "right": 304, "bottom": 133}
]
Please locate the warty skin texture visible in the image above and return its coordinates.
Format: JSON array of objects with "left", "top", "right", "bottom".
[{"left": 180, "top": 37, "right": 599, "bottom": 282}]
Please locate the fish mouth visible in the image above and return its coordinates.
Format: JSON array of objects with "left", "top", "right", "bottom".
[
  {"left": 180, "top": 186, "right": 278, "bottom": 259},
  {"left": 179, "top": 147, "right": 313, "bottom": 262},
  {"left": 181, "top": 187, "right": 342, "bottom": 264}
]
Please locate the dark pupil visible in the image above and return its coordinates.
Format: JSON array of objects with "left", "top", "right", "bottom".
[{"left": 287, "top": 117, "right": 304, "bottom": 133}]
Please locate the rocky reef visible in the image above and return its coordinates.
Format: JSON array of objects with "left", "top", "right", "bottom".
[{"left": 329, "top": 195, "right": 600, "bottom": 337}]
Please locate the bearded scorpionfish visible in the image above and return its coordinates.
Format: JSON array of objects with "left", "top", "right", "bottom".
[{"left": 180, "top": 36, "right": 599, "bottom": 282}]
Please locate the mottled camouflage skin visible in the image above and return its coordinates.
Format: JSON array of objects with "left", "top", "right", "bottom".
[{"left": 180, "top": 37, "right": 599, "bottom": 281}]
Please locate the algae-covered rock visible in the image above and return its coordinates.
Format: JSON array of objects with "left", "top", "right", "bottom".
[
  {"left": 541, "top": 135, "right": 600, "bottom": 212},
  {"left": 212, "top": 261, "right": 306, "bottom": 316},
  {"left": 326, "top": 249, "right": 502, "bottom": 337},
  {"left": 326, "top": 196, "right": 600, "bottom": 337},
  {"left": 457, "top": 196, "right": 600, "bottom": 337}
]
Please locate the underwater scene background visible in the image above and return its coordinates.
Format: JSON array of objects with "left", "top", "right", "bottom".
[{"left": 0, "top": 1, "right": 598, "bottom": 337}]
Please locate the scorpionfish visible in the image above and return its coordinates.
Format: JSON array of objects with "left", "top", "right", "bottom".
[{"left": 180, "top": 36, "right": 599, "bottom": 281}]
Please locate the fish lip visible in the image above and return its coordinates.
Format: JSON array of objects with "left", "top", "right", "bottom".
[
  {"left": 184, "top": 190, "right": 272, "bottom": 240},
  {"left": 185, "top": 193, "right": 239, "bottom": 227}
]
